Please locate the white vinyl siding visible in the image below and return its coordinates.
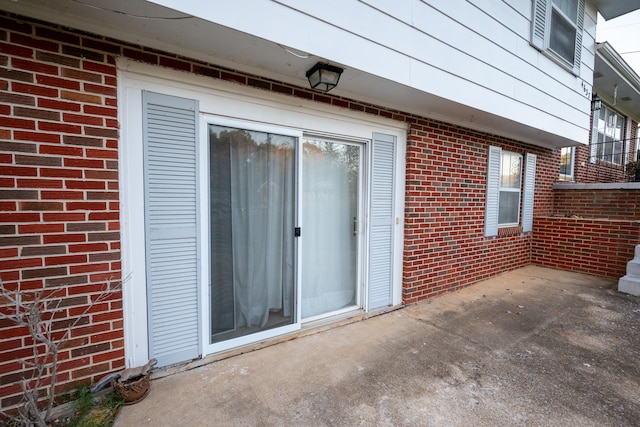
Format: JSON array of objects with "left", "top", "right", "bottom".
[
  {"left": 155, "top": 0, "right": 595, "bottom": 146},
  {"left": 531, "top": 0, "right": 585, "bottom": 75},
  {"left": 368, "top": 133, "right": 396, "bottom": 310},
  {"left": 143, "top": 91, "right": 200, "bottom": 368}
]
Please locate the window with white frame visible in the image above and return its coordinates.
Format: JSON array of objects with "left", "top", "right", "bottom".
[
  {"left": 485, "top": 146, "right": 536, "bottom": 237},
  {"left": 498, "top": 151, "right": 522, "bottom": 226},
  {"left": 559, "top": 146, "right": 574, "bottom": 180},
  {"left": 591, "top": 105, "right": 625, "bottom": 165},
  {"left": 531, "top": 0, "right": 585, "bottom": 74}
]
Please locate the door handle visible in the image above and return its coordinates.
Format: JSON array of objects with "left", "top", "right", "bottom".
[{"left": 353, "top": 216, "right": 357, "bottom": 237}]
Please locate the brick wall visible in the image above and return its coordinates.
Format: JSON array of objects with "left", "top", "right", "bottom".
[
  {"left": 553, "top": 188, "right": 640, "bottom": 220},
  {"left": 0, "top": 13, "right": 123, "bottom": 411},
  {"left": 0, "top": 12, "right": 559, "bottom": 411},
  {"left": 532, "top": 217, "right": 640, "bottom": 277},
  {"left": 402, "top": 123, "right": 556, "bottom": 302}
]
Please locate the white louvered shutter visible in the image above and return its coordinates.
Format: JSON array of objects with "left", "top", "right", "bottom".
[
  {"left": 573, "top": 0, "right": 585, "bottom": 75},
  {"left": 485, "top": 146, "right": 501, "bottom": 237},
  {"left": 143, "top": 91, "right": 200, "bottom": 367},
  {"left": 522, "top": 153, "right": 537, "bottom": 233},
  {"left": 368, "top": 133, "right": 396, "bottom": 310},
  {"left": 531, "top": 0, "right": 548, "bottom": 50}
]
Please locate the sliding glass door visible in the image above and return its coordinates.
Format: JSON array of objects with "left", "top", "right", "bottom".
[
  {"left": 209, "top": 125, "right": 296, "bottom": 343},
  {"left": 208, "top": 124, "right": 364, "bottom": 346},
  {"left": 301, "top": 138, "right": 362, "bottom": 319}
]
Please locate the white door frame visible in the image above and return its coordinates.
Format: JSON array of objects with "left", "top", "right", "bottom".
[{"left": 118, "top": 59, "right": 406, "bottom": 368}]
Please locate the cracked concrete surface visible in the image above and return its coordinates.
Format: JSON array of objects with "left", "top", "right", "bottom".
[{"left": 115, "top": 266, "right": 640, "bottom": 426}]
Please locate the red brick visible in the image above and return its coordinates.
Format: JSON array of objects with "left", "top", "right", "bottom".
[
  {"left": 122, "top": 48, "right": 158, "bottom": 64},
  {"left": 18, "top": 223, "right": 65, "bottom": 234},
  {"left": 45, "top": 254, "right": 87, "bottom": 266},
  {"left": 61, "top": 90, "right": 102, "bottom": 105},
  {"left": 0, "top": 41, "right": 33, "bottom": 58},
  {"left": 63, "top": 112, "right": 103, "bottom": 126},
  {"left": 70, "top": 263, "right": 110, "bottom": 275},
  {"left": 13, "top": 81, "right": 58, "bottom": 97},
  {"left": 85, "top": 148, "right": 118, "bottom": 159},
  {"left": 92, "top": 310, "right": 124, "bottom": 324},
  {"left": 69, "top": 242, "right": 108, "bottom": 253},
  {"left": 84, "top": 127, "right": 118, "bottom": 139},
  {"left": 60, "top": 67, "right": 102, "bottom": 83},
  {"left": 15, "top": 154, "right": 61, "bottom": 167},
  {"left": 83, "top": 83, "right": 117, "bottom": 96},
  {"left": 38, "top": 121, "right": 82, "bottom": 134},
  {"left": 35, "top": 27, "right": 80, "bottom": 46},
  {"left": 64, "top": 158, "right": 104, "bottom": 169},
  {"left": 42, "top": 233, "right": 86, "bottom": 244},
  {"left": 84, "top": 170, "right": 118, "bottom": 180},
  {"left": 0, "top": 91, "right": 35, "bottom": 105},
  {"left": 13, "top": 131, "right": 61, "bottom": 143},
  {"left": 64, "top": 180, "right": 104, "bottom": 190},
  {"left": 37, "top": 98, "right": 81, "bottom": 112},
  {"left": 159, "top": 56, "right": 190, "bottom": 71},
  {"left": 66, "top": 202, "right": 106, "bottom": 211},
  {"left": 62, "top": 45, "right": 104, "bottom": 62},
  {"left": 63, "top": 135, "right": 103, "bottom": 147},
  {"left": 82, "top": 61, "right": 116, "bottom": 76},
  {"left": 0, "top": 257, "right": 42, "bottom": 270},
  {"left": 92, "top": 348, "right": 125, "bottom": 364},
  {"left": 0, "top": 116, "right": 36, "bottom": 130},
  {"left": 39, "top": 145, "right": 83, "bottom": 157},
  {"left": 36, "top": 50, "right": 80, "bottom": 68},
  {"left": 83, "top": 105, "right": 117, "bottom": 117},
  {"left": 14, "top": 106, "right": 60, "bottom": 121},
  {"left": 21, "top": 266, "right": 67, "bottom": 279},
  {"left": 40, "top": 168, "right": 83, "bottom": 178},
  {"left": 10, "top": 33, "right": 58, "bottom": 52},
  {"left": 72, "top": 362, "right": 110, "bottom": 380},
  {"left": 0, "top": 212, "right": 40, "bottom": 222},
  {"left": 42, "top": 212, "right": 87, "bottom": 222},
  {"left": 19, "top": 201, "right": 64, "bottom": 210},
  {"left": 40, "top": 190, "right": 84, "bottom": 200}
]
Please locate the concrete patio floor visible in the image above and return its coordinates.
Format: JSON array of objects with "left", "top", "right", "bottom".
[{"left": 115, "top": 266, "right": 640, "bottom": 426}]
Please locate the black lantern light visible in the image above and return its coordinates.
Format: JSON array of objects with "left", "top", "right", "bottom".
[
  {"left": 306, "top": 62, "right": 344, "bottom": 92},
  {"left": 591, "top": 93, "right": 602, "bottom": 112}
]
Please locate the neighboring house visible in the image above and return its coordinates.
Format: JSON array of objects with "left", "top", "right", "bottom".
[
  {"left": 560, "top": 42, "right": 640, "bottom": 183},
  {"left": 1, "top": 0, "right": 639, "bottom": 411}
]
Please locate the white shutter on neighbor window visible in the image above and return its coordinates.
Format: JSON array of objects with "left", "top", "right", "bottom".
[
  {"left": 522, "top": 153, "right": 537, "bottom": 233},
  {"left": 485, "top": 145, "right": 501, "bottom": 237},
  {"left": 572, "top": 0, "right": 585, "bottom": 75},
  {"left": 368, "top": 133, "right": 396, "bottom": 310},
  {"left": 143, "top": 91, "right": 200, "bottom": 368},
  {"left": 531, "top": 0, "right": 549, "bottom": 50}
]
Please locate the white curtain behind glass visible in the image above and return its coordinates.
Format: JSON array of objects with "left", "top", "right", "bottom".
[
  {"left": 231, "top": 131, "right": 294, "bottom": 328},
  {"left": 210, "top": 126, "right": 294, "bottom": 330},
  {"left": 302, "top": 139, "right": 359, "bottom": 318}
]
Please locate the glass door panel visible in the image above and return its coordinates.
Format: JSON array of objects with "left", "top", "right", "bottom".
[
  {"left": 209, "top": 125, "right": 296, "bottom": 344},
  {"left": 302, "top": 138, "right": 361, "bottom": 319}
]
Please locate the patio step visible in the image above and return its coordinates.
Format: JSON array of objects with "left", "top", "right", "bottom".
[{"left": 618, "top": 244, "right": 640, "bottom": 296}]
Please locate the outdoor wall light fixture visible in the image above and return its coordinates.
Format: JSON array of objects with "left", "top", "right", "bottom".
[
  {"left": 591, "top": 93, "right": 602, "bottom": 112},
  {"left": 306, "top": 62, "right": 343, "bottom": 92}
]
